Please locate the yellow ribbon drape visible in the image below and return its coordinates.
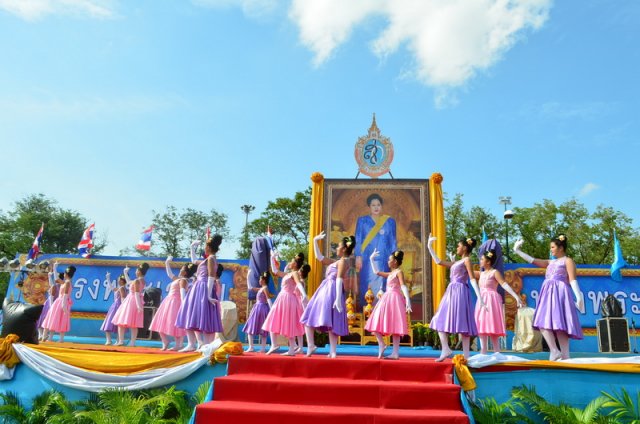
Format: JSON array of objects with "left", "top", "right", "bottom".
[
  {"left": 0, "top": 334, "right": 21, "bottom": 368},
  {"left": 28, "top": 344, "right": 201, "bottom": 375},
  {"left": 452, "top": 354, "right": 476, "bottom": 391},
  {"left": 429, "top": 173, "right": 446, "bottom": 313},
  {"left": 211, "top": 342, "right": 244, "bottom": 364},
  {"left": 308, "top": 172, "right": 325, "bottom": 295},
  {"left": 360, "top": 215, "right": 390, "bottom": 253}
]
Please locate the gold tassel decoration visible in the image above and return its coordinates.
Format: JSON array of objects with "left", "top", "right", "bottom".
[{"left": 210, "top": 341, "right": 244, "bottom": 365}]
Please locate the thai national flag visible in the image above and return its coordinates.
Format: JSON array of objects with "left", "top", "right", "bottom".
[
  {"left": 78, "top": 223, "right": 95, "bottom": 258},
  {"left": 27, "top": 223, "right": 44, "bottom": 260},
  {"left": 136, "top": 225, "right": 154, "bottom": 251}
]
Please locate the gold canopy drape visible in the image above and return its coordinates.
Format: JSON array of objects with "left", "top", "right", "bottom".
[
  {"left": 429, "top": 173, "right": 446, "bottom": 313},
  {"left": 307, "top": 172, "right": 325, "bottom": 294}
]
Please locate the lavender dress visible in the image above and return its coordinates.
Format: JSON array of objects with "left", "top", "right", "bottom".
[
  {"left": 429, "top": 259, "right": 478, "bottom": 336},
  {"left": 100, "top": 287, "right": 125, "bottom": 333},
  {"left": 300, "top": 261, "right": 349, "bottom": 336},
  {"left": 175, "top": 258, "right": 223, "bottom": 333},
  {"left": 37, "top": 284, "right": 59, "bottom": 328},
  {"left": 532, "top": 257, "right": 583, "bottom": 339},
  {"left": 244, "top": 289, "right": 270, "bottom": 337}
]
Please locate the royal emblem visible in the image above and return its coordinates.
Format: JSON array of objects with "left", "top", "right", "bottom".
[{"left": 354, "top": 114, "right": 394, "bottom": 178}]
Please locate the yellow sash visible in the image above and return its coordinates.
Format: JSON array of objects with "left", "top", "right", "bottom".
[{"left": 361, "top": 215, "right": 390, "bottom": 253}]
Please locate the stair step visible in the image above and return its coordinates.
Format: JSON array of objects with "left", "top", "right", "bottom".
[
  {"left": 227, "top": 354, "right": 453, "bottom": 383},
  {"left": 197, "top": 400, "right": 470, "bottom": 424},
  {"left": 214, "top": 374, "right": 462, "bottom": 410}
]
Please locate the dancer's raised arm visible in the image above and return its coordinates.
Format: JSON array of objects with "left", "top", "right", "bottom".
[
  {"left": 513, "top": 239, "right": 548, "bottom": 268},
  {"left": 313, "top": 231, "right": 333, "bottom": 266},
  {"left": 427, "top": 234, "right": 454, "bottom": 268}
]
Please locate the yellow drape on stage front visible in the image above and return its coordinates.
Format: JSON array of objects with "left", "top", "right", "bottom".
[
  {"left": 308, "top": 172, "right": 325, "bottom": 294},
  {"left": 27, "top": 344, "right": 202, "bottom": 375},
  {"left": 429, "top": 173, "right": 446, "bottom": 313}
]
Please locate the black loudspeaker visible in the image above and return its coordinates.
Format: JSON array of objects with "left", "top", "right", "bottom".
[
  {"left": 597, "top": 317, "right": 630, "bottom": 353},
  {"left": 138, "top": 306, "right": 159, "bottom": 340},
  {"left": 143, "top": 288, "right": 162, "bottom": 307}
]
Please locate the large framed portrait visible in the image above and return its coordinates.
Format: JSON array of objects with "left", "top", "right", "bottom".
[{"left": 322, "top": 179, "right": 432, "bottom": 321}]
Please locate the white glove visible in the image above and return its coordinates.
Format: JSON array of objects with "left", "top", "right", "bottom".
[
  {"left": 470, "top": 279, "right": 488, "bottom": 311},
  {"left": 427, "top": 234, "right": 442, "bottom": 264},
  {"left": 377, "top": 289, "right": 384, "bottom": 299},
  {"left": 513, "top": 240, "right": 534, "bottom": 263},
  {"left": 52, "top": 262, "right": 59, "bottom": 276},
  {"left": 333, "top": 277, "right": 344, "bottom": 313},
  {"left": 270, "top": 251, "right": 280, "bottom": 274},
  {"left": 369, "top": 249, "right": 380, "bottom": 274},
  {"left": 123, "top": 267, "right": 133, "bottom": 286},
  {"left": 448, "top": 252, "right": 456, "bottom": 262},
  {"left": 570, "top": 280, "right": 584, "bottom": 310},
  {"left": 180, "top": 287, "right": 187, "bottom": 301},
  {"left": 296, "top": 282, "right": 307, "bottom": 299},
  {"left": 313, "top": 231, "right": 325, "bottom": 261},
  {"left": 207, "top": 277, "right": 219, "bottom": 305},
  {"left": 501, "top": 282, "right": 524, "bottom": 308},
  {"left": 134, "top": 292, "right": 143, "bottom": 312},
  {"left": 165, "top": 256, "right": 175, "bottom": 279},
  {"left": 401, "top": 285, "right": 412, "bottom": 313},
  {"left": 220, "top": 283, "right": 226, "bottom": 301},
  {"left": 190, "top": 241, "right": 200, "bottom": 263}
]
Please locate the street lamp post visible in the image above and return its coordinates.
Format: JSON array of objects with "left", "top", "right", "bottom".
[
  {"left": 499, "top": 196, "right": 514, "bottom": 262},
  {"left": 240, "top": 204, "right": 255, "bottom": 229}
]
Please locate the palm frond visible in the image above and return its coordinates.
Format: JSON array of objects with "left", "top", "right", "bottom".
[
  {"left": 191, "top": 380, "right": 212, "bottom": 406},
  {"left": 602, "top": 388, "right": 640, "bottom": 422}
]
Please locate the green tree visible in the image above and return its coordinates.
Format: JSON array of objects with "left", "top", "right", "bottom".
[
  {"left": 236, "top": 188, "right": 311, "bottom": 260},
  {"left": 0, "top": 194, "right": 106, "bottom": 303},
  {"left": 150, "top": 206, "right": 230, "bottom": 257}
]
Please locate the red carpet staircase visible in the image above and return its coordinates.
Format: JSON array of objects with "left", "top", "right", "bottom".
[{"left": 196, "top": 354, "right": 470, "bottom": 424}]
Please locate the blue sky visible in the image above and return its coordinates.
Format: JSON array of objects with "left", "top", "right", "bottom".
[{"left": 0, "top": 0, "right": 638, "bottom": 258}]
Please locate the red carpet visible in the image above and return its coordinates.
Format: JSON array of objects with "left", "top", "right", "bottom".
[{"left": 196, "top": 354, "right": 469, "bottom": 424}]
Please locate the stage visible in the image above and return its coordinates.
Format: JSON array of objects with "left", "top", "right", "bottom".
[{"left": 2, "top": 336, "right": 640, "bottom": 423}]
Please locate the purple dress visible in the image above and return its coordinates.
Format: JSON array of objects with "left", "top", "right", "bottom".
[
  {"left": 244, "top": 289, "right": 270, "bottom": 337},
  {"left": 533, "top": 257, "right": 583, "bottom": 339},
  {"left": 429, "top": 259, "right": 478, "bottom": 336},
  {"left": 37, "top": 284, "right": 59, "bottom": 328},
  {"left": 100, "top": 287, "right": 125, "bottom": 332},
  {"left": 175, "top": 258, "right": 223, "bottom": 333},
  {"left": 300, "top": 261, "right": 349, "bottom": 336}
]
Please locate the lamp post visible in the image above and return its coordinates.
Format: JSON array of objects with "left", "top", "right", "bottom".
[
  {"left": 499, "top": 196, "right": 514, "bottom": 262},
  {"left": 240, "top": 204, "right": 255, "bottom": 229}
]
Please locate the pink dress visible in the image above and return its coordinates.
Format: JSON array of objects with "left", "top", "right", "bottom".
[
  {"left": 149, "top": 279, "right": 186, "bottom": 337},
  {"left": 475, "top": 270, "right": 506, "bottom": 336},
  {"left": 42, "top": 281, "right": 72, "bottom": 333},
  {"left": 111, "top": 280, "right": 144, "bottom": 328},
  {"left": 365, "top": 271, "right": 408, "bottom": 336},
  {"left": 261, "top": 273, "right": 304, "bottom": 337}
]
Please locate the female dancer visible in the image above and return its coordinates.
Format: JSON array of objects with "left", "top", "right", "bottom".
[
  {"left": 365, "top": 249, "right": 412, "bottom": 359},
  {"left": 100, "top": 272, "right": 127, "bottom": 345},
  {"left": 301, "top": 232, "right": 354, "bottom": 359},
  {"left": 474, "top": 249, "right": 524, "bottom": 355},
  {"left": 38, "top": 269, "right": 62, "bottom": 342},
  {"left": 149, "top": 257, "right": 196, "bottom": 350},
  {"left": 41, "top": 262, "right": 74, "bottom": 343},
  {"left": 244, "top": 271, "right": 272, "bottom": 352},
  {"left": 111, "top": 263, "right": 148, "bottom": 346},
  {"left": 514, "top": 235, "right": 583, "bottom": 360},
  {"left": 175, "top": 236, "right": 224, "bottom": 351},
  {"left": 262, "top": 252, "right": 307, "bottom": 356},
  {"left": 427, "top": 235, "right": 484, "bottom": 361},
  {"left": 294, "top": 264, "right": 311, "bottom": 352}
]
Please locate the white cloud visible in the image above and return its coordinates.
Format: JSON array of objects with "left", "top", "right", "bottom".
[
  {"left": 578, "top": 182, "right": 600, "bottom": 197},
  {"left": 288, "top": 0, "right": 552, "bottom": 92},
  {"left": 0, "top": 0, "right": 114, "bottom": 21}
]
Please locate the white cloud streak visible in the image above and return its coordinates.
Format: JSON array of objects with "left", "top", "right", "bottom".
[
  {"left": 578, "top": 182, "right": 600, "bottom": 197},
  {"left": 0, "top": 0, "right": 114, "bottom": 21},
  {"left": 288, "top": 0, "right": 552, "bottom": 91}
]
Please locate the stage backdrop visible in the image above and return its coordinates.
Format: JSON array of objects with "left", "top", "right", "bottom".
[
  {"left": 322, "top": 179, "right": 432, "bottom": 321},
  {"left": 5, "top": 254, "right": 270, "bottom": 339}
]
